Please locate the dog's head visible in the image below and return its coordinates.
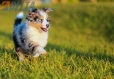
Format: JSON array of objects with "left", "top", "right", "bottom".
[{"left": 26, "top": 8, "right": 53, "bottom": 32}]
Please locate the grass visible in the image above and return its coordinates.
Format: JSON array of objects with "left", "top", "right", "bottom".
[{"left": 0, "top": 3, "right": 114, "bottom": 79}]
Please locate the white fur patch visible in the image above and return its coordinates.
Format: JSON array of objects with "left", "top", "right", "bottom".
[{"left": 26, "top": 24, "right": 48, "bottom": 48}]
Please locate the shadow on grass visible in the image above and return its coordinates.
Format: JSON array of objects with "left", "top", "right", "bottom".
[
  {"left": 0, "top": 30, "right": 12, "bottom": 40},
  {"left": 46, "top": 43, "right": 114, "bottom": 64}
]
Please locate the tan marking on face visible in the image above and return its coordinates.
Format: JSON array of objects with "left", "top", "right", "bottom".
[{"left": 28, "top": 22, "right": 42, "bottom": 31}]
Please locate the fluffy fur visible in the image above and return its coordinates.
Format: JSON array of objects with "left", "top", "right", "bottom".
[{"left": 13, "top": 8, "right": 53, "bottom": 61}]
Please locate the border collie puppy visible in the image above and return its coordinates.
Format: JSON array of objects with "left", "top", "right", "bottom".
[{"left": 13, "top": 8, "right": 53, "bottom": 61}]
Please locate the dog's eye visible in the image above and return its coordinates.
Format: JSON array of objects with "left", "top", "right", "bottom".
[
  {"left": 47, "top": 19, "right": 50, "bottom": 22},
  {"left": 38, "top": 19, "right": 43, "bottom": 22}
]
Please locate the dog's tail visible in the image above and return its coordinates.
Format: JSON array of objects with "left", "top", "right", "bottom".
[{"left": 14, "top": 11, "right": 24, "bottom": 27}]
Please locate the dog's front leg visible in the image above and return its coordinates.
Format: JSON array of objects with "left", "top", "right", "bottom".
[
  {"left": 32, "top": 46, "right": 47, "bottom": 57},
  {"left": 28, "top": 42, "right": 46, "bottom": 57}
]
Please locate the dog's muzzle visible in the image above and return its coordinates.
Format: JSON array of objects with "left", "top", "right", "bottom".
[
  {"left": 41, "top": 28, "right": 48, "bottom": 32},
  {"left": 41, "top": 24, "right": 49, "bottom": 32}
]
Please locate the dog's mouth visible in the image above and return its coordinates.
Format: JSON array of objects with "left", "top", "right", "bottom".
[{"left": 41, "top": 28, "right": 48, "bottom": 32}]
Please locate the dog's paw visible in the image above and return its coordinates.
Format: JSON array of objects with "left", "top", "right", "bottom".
[
  {"left": 41, "top": 51, "right": 47, "bottom": 55},
  {"left": 19, "top": 57, "right": 24, "bottom": 61},
  {"left": 39, "top": 49, "right": 47, "bottom": 55},
  {"left": 32, "top": 51, "right": 46, "bottom": 57},
  {"left": 32, "top": 53, "right": 40, "bottom": 57},
  {"left": 32, "top": 47, "right": 47, "bottom": 57},
  {"left": 37, "top": 47, "right": 47, "bottom": 55}
]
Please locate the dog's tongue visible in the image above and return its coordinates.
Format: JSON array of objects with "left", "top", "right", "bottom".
[{"left": 42, "top": 28, "right": 47, "bottom": 32}]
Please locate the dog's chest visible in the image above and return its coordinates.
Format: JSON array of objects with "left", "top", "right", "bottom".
[{"left": 25, "top": 26, "right": 48, "bottom": 48}]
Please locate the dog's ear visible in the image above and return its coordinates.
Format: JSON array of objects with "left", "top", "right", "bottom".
[
  {"left": 29, "top": 8, "right": 38, "bottom": 13},
  {"left": 42, "top": 8, "right": 53, "bottom": 13},
  {"left": 28, "top": 8, "right": 34, "bottom": 17},
  {"left": 28, "top": 8, "right": 38, "bottom": 17}
]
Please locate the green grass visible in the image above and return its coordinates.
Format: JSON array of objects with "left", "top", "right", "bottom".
[{"left": 0, "top": 3, "right": 114, "bottom": 79}]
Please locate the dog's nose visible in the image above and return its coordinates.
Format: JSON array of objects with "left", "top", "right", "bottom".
[{"left": 46, "top": 24, "right": 49, "bottom": 28}]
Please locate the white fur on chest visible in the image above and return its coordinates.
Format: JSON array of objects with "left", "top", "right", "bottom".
[{"left": 25, "top": 25, "right": 48, "bottom": 48}]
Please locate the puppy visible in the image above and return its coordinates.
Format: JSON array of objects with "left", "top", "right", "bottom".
[{"left": 13, "top": 8, "right": 53, "bottom": 61}]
